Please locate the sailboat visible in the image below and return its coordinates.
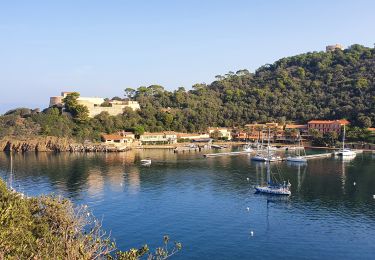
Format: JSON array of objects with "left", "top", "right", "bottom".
[
  {"left": 286, "top": 135, "right": 307, "bottom": 163},
  {"left": 336, "top": 125, "right": 356, "bottom": 157},
  {"left": 251, "top": 128, "right": 281, "bottom": 162},
  {"left": 254, "top": 143, "right": 291, "bottom": 195}
]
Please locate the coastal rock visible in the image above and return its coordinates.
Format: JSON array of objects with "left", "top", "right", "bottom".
[{"left": 0, "top": 136, "right": 131, "bottom": 153}]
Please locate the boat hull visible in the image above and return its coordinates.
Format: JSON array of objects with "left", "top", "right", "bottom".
[
  {"left": 251, "top": 155, "right": 267, "bottom": 161},
  {"left": 286, "top": 157, "right": 307, "bottom": 163},
  {"left": 337, "top": 151, "right": 356, "bottom": 157},
  {"left": 255, "top": 185, "right": 291, "bottom": 195}
]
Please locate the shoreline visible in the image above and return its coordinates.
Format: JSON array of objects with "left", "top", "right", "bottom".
[{"left": 1, "top": 136, "right": 374, "bottom": 153}]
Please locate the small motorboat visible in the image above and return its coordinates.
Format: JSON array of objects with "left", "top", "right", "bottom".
[{"left": 140, "top": 158, "right": 152, "bottom": 166}]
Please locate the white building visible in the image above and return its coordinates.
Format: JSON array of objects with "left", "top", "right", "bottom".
[
  {"left": 208, "top": 127, "right": 232, "bottom": 140},
  {"left": 139, "top": 131, "right": 178, "bottom": 144},
  {"left": 49, "top": 92, "right": 140, "bottom": 117}
]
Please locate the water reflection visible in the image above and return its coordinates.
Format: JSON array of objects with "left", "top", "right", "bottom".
[
  {"left": 286, "top": 162, "right": 307, "bottom": 192},
  {"left": 1, "top": 150, "right": 375, "bottom": 259}
]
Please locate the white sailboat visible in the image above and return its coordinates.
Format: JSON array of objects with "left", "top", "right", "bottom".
[
  {"left": 336, "top": 125, "right": 356, "bottom": 157},
  {"left": 251, "top": 128, "right": 281, "bottom": 162},
  {"left": 255, "top": 141, "right": 291, "bottom": 196},
  {"left": 286, "top": 135, "right": 307, "bottom": 163}
]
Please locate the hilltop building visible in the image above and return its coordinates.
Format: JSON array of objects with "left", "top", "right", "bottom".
[
  {"left": 49, "top": 92, "right": 140, "bottom": 117},
  {"left": 326, "top": 44, "right": 344, "bottom": 52}
]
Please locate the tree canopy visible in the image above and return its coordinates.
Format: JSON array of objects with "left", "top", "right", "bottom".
[{"left": 1, "top": 44, "right": 374, "bottom": 141}]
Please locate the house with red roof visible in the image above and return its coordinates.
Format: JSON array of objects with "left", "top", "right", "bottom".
[{"left": 307, "top": 119, "right": 349, "bottom": 134}]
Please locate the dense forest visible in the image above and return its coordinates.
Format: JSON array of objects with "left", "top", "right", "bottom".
[{"left": 1, "top": 44, "right": 374, "bottom": 141}]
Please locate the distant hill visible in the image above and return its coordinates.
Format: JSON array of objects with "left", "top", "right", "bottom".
[
  {"left": 1, "top": 44, "right": 374, "bottom": 139},
  {"left": 132, "top": 44, "right": 374, "bottom": 132}
]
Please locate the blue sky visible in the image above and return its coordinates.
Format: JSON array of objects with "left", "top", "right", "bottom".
[{"left": 1, "top": 0, "right": 374, "bottom": 113}]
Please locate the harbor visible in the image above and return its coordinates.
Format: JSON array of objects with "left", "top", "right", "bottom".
[
  {"left": 1, "top": 149, "right": 375, "bottom": 259},
  {"left": 204, "top": 148, "right": 364, "bottom": 160}
]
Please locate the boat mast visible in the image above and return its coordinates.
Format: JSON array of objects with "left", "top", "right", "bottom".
[
  {"left": 342, "top": 124, "right": 346, "bottom": 150},
  {"left": 267, "top": 128, "right": 271, "bottom": 185},
  {"left": 267, "top": 127, "right": 270, "bottom": 153},
  {"left": 298, "top": 133, "right": 303, "bottom": 157}
]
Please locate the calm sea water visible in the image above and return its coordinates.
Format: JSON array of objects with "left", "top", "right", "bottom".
[{"left": 1, "top": 149, "right": 375, "bottom": 259}]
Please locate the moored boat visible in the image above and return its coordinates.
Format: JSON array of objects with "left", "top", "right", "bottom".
[
  {"left": 140, "top": 158, "right": 152, "bottom": 166},
  {"left": 286, "top": 136, "right": 307, "bottom": 163},
  {"left": 336, "top": 125, "right": 356, "bottom": 157},
  {"left": 254, "top": 128, "right": 291, "bottom": 195}
]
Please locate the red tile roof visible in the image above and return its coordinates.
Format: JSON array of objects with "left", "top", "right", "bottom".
[
  {"left": 101, "top": 134, "right": 125, "bottom": 140},
  {"left": 308, "top": 119, "right": 349, "bottom": 125}
]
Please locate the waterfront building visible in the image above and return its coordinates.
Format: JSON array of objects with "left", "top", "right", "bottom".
[
  {"left": 118, "top": 131, "right": 136, "bottom": 140},
  {"left": 207, "top": 127, "right": 232, "bottom": 140},
  {"left": 232, "top": 131, "right": 248, "bottom": 141},
  {"left": 101, "top": 134, "right": 134, "bottom": 144},
  {"left": 49, "top": 91, "right": 140, "bottom": 117},
  {"left": 282, "top": 124, "right": 309, "bottom": 141},
  {"left": 307, "top": 119, "right": 349, "bottom": 134},
  {"left": 139, "top": 132, "right": 178, "bottom": 144},
  {"left": 244, "top": 122, "right": 283, "bottom": 141},
  {"left": 177, "top": 133, "right": 210, "bottom": 140}
]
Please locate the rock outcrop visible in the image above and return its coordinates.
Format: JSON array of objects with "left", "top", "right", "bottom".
[{"left": 0, "top": 136, "right": 130, "bottom": 153}]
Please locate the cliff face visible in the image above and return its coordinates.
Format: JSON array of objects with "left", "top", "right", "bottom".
[
  {"left": 0, "top": 136, "right": 132, "bottom": 153},
  {"left": 0, "top": 136, "right": 76, "bottom": 152}
]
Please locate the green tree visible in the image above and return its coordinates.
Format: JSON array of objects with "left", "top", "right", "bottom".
[{"left": 62, "top": 93, "right": 89, "bottom": 123}]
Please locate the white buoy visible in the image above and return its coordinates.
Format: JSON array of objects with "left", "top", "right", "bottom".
[
  {"left": 120, "top": 183, "right": 123, "bottom": 186},
  {"left": 246, "top": 207, "right": 250, "bottom": 211},
  {"left": 353, "top": 182, "right": 356, "bottom": 186},
  {"left": 246, "top": 178, "right": 249, "bottom": 182},
  {"left": 250, "top": 231, "right": 254, "bottom": 236},
  {"left": 373, "top": 195, "right": 375, "bottom": 199}
]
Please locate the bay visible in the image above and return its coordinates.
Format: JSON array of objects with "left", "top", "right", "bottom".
[{"left": 1, "top": 149, "right": 375, "bottom": 259}]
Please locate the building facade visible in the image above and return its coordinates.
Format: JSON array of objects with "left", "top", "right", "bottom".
[
  {"left": 49, "top": 92, "right": 140, "bottom": 117},
  {"left": 177, "top": 133, "right": 210, "bottom": 140},
  {"left": 139, "top": 132, "right": 178, "bottom": 144},
  {"left": 326, "top": 44, "right": 344, "bottom": 52},
  {"left": 101, "top": 134, "right": 134, "bottom": 144},
  {"left": 207, "top": 127, "right": 232, "bottom": 140},
  {"left": 307, "top": 120, "right": 349, "bottom": 134}
]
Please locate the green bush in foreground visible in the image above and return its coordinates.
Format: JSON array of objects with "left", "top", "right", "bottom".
[{"left": 0, "top": 179, "right": 181, "bottom": 259}]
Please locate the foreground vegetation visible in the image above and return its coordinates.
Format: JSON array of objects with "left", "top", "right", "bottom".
[
  {"left": 0, "top": 179, "right": 181, "bottom": 259},
  {"left": 0, "top": 44, "right": 374, "bottom": 142}
]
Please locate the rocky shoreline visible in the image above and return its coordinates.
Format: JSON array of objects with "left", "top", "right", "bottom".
[{"left": 0, "top": 136, "right": 131, "bottom": 153}]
